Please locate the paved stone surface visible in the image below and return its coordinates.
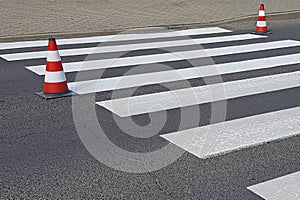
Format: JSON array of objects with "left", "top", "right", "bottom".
[{"left": 0, "top": 0, "right": 300, "bottom": 38}]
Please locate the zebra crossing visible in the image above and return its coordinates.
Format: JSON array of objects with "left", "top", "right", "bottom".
[
  {"left": 25, "top": 40, "right": 300, "bottom": 75},
  {"left": 162, "top": 106, "right": 300, "bottom": 158},
  {"left": 97, "top": 71, "right": 300, "bottom": 117},
  {"left": 0, "top": 27, "right": 231, "bottom": 50},
  {"left": 1, "top": 27, "right": 300, "bottom": 160},
  {"left": 1, "top": 34, "right": 264, "bottom": 61},
  {"left": 247, "top": 171, "right": 300, "bottom": 200}
]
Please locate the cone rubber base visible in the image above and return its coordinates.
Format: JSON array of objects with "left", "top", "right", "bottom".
[
  {"left": 252, "top": 31, "right": 272, "bottom": 35},
  {"left": 36, "top": 90, "right": 77, "bottom": 99}
]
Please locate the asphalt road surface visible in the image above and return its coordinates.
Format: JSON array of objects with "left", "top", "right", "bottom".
[{"left": 1, "top": 18, "right": 300, "bottom": 199}]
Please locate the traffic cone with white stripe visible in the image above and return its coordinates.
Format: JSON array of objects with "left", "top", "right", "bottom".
[
  {"left": 36, "top": 37, "right": 76, "bottom": 99},
  {"left": 254, "top": 4, "right": 271, "bottom": 34}
]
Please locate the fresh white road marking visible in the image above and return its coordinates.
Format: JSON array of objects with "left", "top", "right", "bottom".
[
  {"left": 0, "top": 27, "right": 231, "bottom": 50},
  {"left": 248, "top": 171, "right": 300, "bottom": 200},
  {"left": 26, "top": 40, "right": 300, "bottom": 75},
  {"left": 67, "top": 53, "right": 300, "bottom": 95},
  {"left": 160, "top": 106, "right": 300, "bottom": 158},
  {"left": 1, "top": 34, "right": 265, "bottom": 61},
  {"left": 96, "top": 71, "right": 300, "bottom": 117}
]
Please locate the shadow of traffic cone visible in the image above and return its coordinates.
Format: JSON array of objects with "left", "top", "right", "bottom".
[
  {"left": 36, "top": 37, "right": 76, "bottom": 99},
  {"left": 254, "top": 4, "right": 271, "bottom": 34}
]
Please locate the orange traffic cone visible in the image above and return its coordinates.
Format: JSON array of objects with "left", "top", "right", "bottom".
[
  {"left": 36, "top": 37, "right": 76, "bottom": 99},
  {"left": 254, "top": 4, "right": 271, "bottom": 34}
]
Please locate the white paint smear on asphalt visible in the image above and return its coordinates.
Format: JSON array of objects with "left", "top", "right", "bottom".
[
  {"left": 0, "top": 27, "right": 231, "bottom": 50},
  {"left": 26, "top": 40, "right": 300, "bottom": 75},
  {"left": 248, "top": 171, "right": 300, "bottom": 200},
  {"left": 160, "top": 106, "right": 300, "bottom": 158},
  {"left": 1, "top": 34, "right": 264, "bottom": 61}
]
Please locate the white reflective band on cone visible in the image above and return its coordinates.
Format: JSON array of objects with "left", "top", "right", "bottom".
[
  {"left": 256, "top": 21, "right": 267, "bottom": 27},
  {"left": 47, "top": 51, "right": 62, "bottom": 62},
  {"left": 45, "top": 71, "right": 66, "bottom": 83},
  {"left": 259, "top": 10, "right": 266, "bottom": 16}
]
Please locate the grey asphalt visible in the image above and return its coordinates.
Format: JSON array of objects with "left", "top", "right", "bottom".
[{"left": 1, "top": 18, "right": 300, "bottom": 199}]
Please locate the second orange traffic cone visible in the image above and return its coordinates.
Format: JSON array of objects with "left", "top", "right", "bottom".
[{"left": 255, "top": 4, "right": 271, "bottom": 34}]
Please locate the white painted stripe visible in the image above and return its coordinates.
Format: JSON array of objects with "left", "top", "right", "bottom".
[
  {"left": 259, "top": 10, "right": 266, "bottom": 16},
  {"left": 46, "top": 51, "right": 61, "bottom": 62},
  {"left": 44, "top": 71, "right": 66, "bottom": 83},
  {"left": 27, "top": 40, "right": 300, "bottom": 75},
  {"left": 160, "top": 106, "right": 300, "bottom": 158},
  {"left": 248, "top": 171, "right": 300, "bottom": 200},
  {"left": 0, "top": 27, "right": 231, "bottom": 50},
  {"left": 257, "top": 21, "right": 267, "bottom": 27},
  {"left": 1, "top": 34, "right": 265, "bottom": 61},
  {"left": 67, "top": 53, "right": 300, "bottom": 95},
  {"left": 96, "top": 71, "right": 300, "bottom": 117}
]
